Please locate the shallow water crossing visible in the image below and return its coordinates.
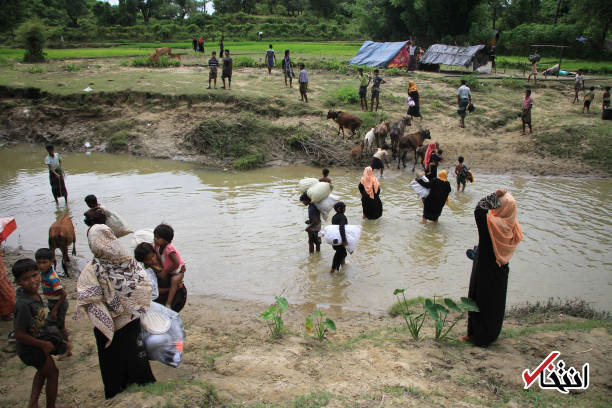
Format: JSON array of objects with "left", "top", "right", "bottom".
[{"left": 1, "top": 145, "right": 611, "bottom": 312}]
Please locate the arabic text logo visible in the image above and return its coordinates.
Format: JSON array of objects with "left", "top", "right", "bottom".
[{"left": 522, "top": 351, "right": 589, "bottom": 394}]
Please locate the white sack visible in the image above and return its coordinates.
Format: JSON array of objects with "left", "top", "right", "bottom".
[
  {"left": 141, "top": 302, "right": 186, "bottom": 368},
  {"left": 314, "top": 194, "right": 340, "bottom": 221},
  {"left": 298, "top": 177, "right": 319, "bottom": 193},
  {"left": 101, "top": 206, "right": 132, "bottom": 238},
  {"left": 307, "top": 182, "right": 332, "bottom": 203},
  {"left": 410, "top": 176, "right": 430, "bottom": 199},
  {"left": 321, "top": 224, "right": 362, "bottom": 254}
]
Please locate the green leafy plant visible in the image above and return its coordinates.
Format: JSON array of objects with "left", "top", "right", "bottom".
[
  {"left": 28, "top": 65, "right": 44, "bottom": 74},
  {"left": 17, "top": 20, "right": 47, "bottom": 63},
  {"left": 260, "top": 296, "right": 289, "bottom": 339},
  {"left": 64, "top": 63, "right": 82, "bottom": 72},
  {"left": 393, "top": 289, "right": 426, "bottom": 340},
  {"left": 305, "top": 309, "right": 336, "bottom": 341},
  {"left": 424, "top": 296, "right": 479, "bottom": 341}
]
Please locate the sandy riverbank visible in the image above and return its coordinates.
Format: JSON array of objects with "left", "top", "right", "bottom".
[{"left": 1, "top": 247, "right": 610, "bottom": 407}]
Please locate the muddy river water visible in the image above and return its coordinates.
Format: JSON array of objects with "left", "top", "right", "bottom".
[{"left": 1, "top": 145, "right": 611, "bottom": 312}]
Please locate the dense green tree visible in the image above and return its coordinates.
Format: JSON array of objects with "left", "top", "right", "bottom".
[
  {"left": 62, "top": 0, "right": 89, "bottom": 26},
  {"left": 138, "top": 0, "right": 165, "bottom": 24},
  {"left": 309, "top": 0, "right": 336, "bottom": 18},
  {"left": 0, "top": 0, "right": 26, "bottom": 35},
  {"left": 569, "top": 0, "right": 612, "bottom": 52},
  {"left": 172, "top": 0, "right": 199, "bottom": 19},
  {"left": 17, "top": 20, "right": 47, "bottom": 62}
]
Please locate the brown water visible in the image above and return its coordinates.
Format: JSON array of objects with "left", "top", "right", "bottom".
[{"left": 1, "top": 145, "right": 611, "bottom": 312}]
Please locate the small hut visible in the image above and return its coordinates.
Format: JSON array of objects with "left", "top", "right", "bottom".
[{"left": 419, "top": 44, "right": 489, "bottom": 71}]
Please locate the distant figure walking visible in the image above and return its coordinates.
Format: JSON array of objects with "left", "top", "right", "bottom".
[
  {"left": 408, "top": 41, "right": 417, "bottom": 71},
  {"left": 521, "top": 89, "right": 533, "bottom": 134},
  {"left": 298, "top": 63, "right": 309, "bottom": 103},
  {"left": 219, "top": 34, "right": 224, "bottom": 57},
  {"left": 457, "top": 79, "right": 472, "bottom": 128},
  {"left": 407, "top": 81, "right": 422, "bottom": 121},
  {"left": 282, "top": 50, "right": 294, "bottom": 88},
  {"left": 198, "top": 37, "right": 204, "bottom": 53},
  {"left": 192, "top": 36, "right": 197, "bottom": 53},
  {"left": 358, "top": 68, "right": 370, "bottom": 111},
  {"left": 265, "top": 44, "right": 276, "bottom": 74},
  {"left": 358, "top": 167, "right": 383, "bottom": 220},
  {"left": 415, "top": 169, "right": 451, "bottom": 224},
  {"left": 45, "top": 144, "right": 68, "bottom": 205},
  {"left": 527, "top": 59, "right": 537, "bottom": 84},
  {"left": 221, "top": 49, "right": 233, "bottom": 90},
  {"left": 572, "top": 69, "right": 584, "bottom": 104}
]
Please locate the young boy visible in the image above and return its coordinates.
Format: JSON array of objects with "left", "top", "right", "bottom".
[
  {"left": 298, "top": 63, "right": 309, "bottom": 103},
  {"left": 221, "top": 49, "right": 232, "bottom": 90},
  {"left": 265, "top": 44, "right": 276, "bottom": 74},
  {"left": 319, "top": 168, "right": 331, "bottom": 184},
  {"left": 521, "top": 89, "right": 533, "bottom": 135},
  {"left": 84, "top": 194, "right": 131, "bottom": 237},
  {"left": 35, "top": 248, "right": 71, "bottom": 355},
  {"left": 45, "top": 144, "right": 68, "bottom": 206},
  {"left": 370, "top": 69, "right": 386, "bottom": 112},
  {"left": 207, "top": 51, "right": 218, "bottom": 89},
  {"left": 300, "top": 193, "right": 321, "bottom": 254},
  {"left": 371, "top": 144, "right": 391, "bottom": 178},
  {"left": 454, "top": 156, "right": 469, "bottom": 192},
  {"left": 358, "top": 68, "right": 371, "bottom": 111},
  {"left": 12, "top": 259, "right": 68, "bottom": 408},
  {"left": 583, "top": 86, "right": 595, "bottom": 113},
  {"left": 602, "top": 86, "right": 610, "bottom": 110},
  {"left": 153, "top": 224, "right": 186, "bottom": 310},
  {"left": 134, "top": 242, "right": 186, "bottom": 312}
]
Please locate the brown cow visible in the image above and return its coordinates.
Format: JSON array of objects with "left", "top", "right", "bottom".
[
  {"left": 49, "top": 214, "right": 76, "bottom": 276},
  {"left": 396, "top": 129, "right": 432, "bottom": 170},
  {"left": 349, "top": 142, "right": 364, "bottom": 164},
  {"left": 327, "top": 110, "right": 362, "bottom": 139},
  {"left": 155, "top": 47, "right": 172, "bottom": 56}
]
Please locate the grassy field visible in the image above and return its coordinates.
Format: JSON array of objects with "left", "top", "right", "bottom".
[
  {"left": 495, "top": 56, "right": 612, "bottom": 74},
  {"left": 0, "top": 41, "right": 363, "bottom": 61}
]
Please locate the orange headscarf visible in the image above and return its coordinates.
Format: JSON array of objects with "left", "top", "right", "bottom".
[
  {"left": 424, "top": 142, "right": 437, "bottom": 169},
  {"left": 487, "top": 191, "right": 523, "bottom": 266},
  {"left": 437, "top": 170, "right": 450, "bottom": 206},
  {"left": 360, "top": 166, "right": 380, "bottom": 199},
  {"left": 408, "top": 81, "right": 418, "bottom": 94}
]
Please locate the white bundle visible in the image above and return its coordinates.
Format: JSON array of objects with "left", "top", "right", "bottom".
[
  {"left": 315, "top": 194, "right": 340, "bottom": 221},
  {"left": 141, "top": 302, "right": 186, "bottom": 368},
  {"left": 298, "top": 177, "right": 319, "bottom": 193},
  {"left": 321, "top": 224, "right": 362, "bottom": 254},
  {"left": 307, "top": 181, "right": 332, "bottom": 203},
  {"left": 132, "top": 229, "right": 154, "bottom": 246},
  {"left": 101, "top": 206, "right": 133, "bottom": 238},
  {"left": 410, "top": 176, "right": 430, "bottom": 199}
]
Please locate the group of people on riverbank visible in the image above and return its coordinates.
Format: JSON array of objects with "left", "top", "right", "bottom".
[{"left": 0, "top": 145, "right": 195, "bottom": 406}]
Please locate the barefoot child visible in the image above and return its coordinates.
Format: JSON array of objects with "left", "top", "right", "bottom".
[
  {"left": 370, "top": 69, "right": 386, "bottom": 112},
  {"left": 35, "top": 248, "right": 71, "bottom": 356},
  {"left": 358, "top": 68, "right": 370, "bottom": 111},
  {"left": 319, "top": 168, "right": 331, "bottom": 184},
  {"left": 298, "top": 63, "right": 309, "bottom": 103},
  {"left": 330, "top": 201, "right": 348, "bottom": 274},
  {"left": 134, "top": 242, "right": 186, "bottom": 312},
  {"left": 583, "top": 86, "right": 595, "bottom": 113},
  {"left": 300, "top": 193, "right": 321, "bottom": 254},
  {"left": 207, "top": 51, "right": 218, "bottom": 89},
  {"left": 12, "top": 259, "right": 69, "bottom": 408},
  {"left": 153, "top": 224, "right": 186, "bottom": 310},
  {"left": 454, "top": 156, "right": 469, "bottom": 192},
  {"left": 521, "top": 89, "right": 533, "bottom": 134}
]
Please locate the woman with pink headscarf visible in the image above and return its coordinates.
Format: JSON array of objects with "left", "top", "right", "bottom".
[
  {"left": 358, "top": 167, "right": 383, "bottom": 220},
  {"left": 458, "top": 189, "right": 523, "bottom": 347}
]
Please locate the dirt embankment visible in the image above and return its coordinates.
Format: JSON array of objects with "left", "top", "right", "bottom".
[
  {"left": 0, "top": 78, "right": 609, "bottom": 176},
  {"left": 1, "top": 247, "right": 610, "bottom": 407}
]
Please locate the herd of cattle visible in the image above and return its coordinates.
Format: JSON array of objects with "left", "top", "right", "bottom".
[{"left": 326, "top": 110, "right": 432, "bottom": 171}]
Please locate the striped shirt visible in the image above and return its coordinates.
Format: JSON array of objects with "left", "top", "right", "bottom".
[
  {"left": 41, "top": 267, "right": 63, "bottom": 301},
  {"left": 208, "top": 58, "right": 218, "bottom": 73}
]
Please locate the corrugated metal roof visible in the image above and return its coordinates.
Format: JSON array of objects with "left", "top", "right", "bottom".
[{"left": 420, "top": 44, "right": 487, "bottom": 68}]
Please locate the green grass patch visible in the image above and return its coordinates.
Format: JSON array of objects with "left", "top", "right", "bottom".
[
  {"left": 496, "top": 56, "right": 612, "bottom": 75},
  {"left": 64, "top": 63, "right": 82, "bottom": 72},
  {"left": 233, "top": 153, "right": 265, "bottom": 170},
  {"left": 326, "top": 86, "right": 359, "bottom": 107},
  {"left": 28, "top": 65, "right": 44, "bottom": 74},
  {"left": 507, "top": 298, "right": 611, "bottom": 321},
  {"left": 107, "top": 131, "right": 133, "bottom": 152},
  {"left": 389, "top": 296, "right": 426, "bottom": 317},
  {"left": 360, "top": 111, "right": 388, "bottom": 130},
  {"left": 130, "top": 56, "right": 181, "bottom": 68},
  {"left": 501, "top": 320, "right": 612, "bottom": 339}
]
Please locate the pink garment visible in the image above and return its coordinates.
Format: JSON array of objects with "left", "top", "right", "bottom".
[
  {"left": 522, "top": 96, "right": 533, "bottom": 110},
  {"left": 154, "top": 243, "right": 184, "bottom": 274}
]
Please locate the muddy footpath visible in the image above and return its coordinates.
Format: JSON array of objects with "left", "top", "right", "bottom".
[{"left": 0, "top": 248, "right": 610, "bottom": 408}]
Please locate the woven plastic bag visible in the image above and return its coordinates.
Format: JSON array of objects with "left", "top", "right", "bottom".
[{"left": 141, "top": 302, "right": 186, "bottom": 368}]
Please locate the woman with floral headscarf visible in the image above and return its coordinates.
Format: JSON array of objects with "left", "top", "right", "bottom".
[
  {"left": 358, "top": 167, "right": 383, "bottom": 220},
  {"left": 415, "top": 169, "right": 451, "bottom": 224},
  {"left": 76, "top": 224, "right": 155, "bottom": 398},
  {"left": 458, "top": 189, "right": 523, "bottom": 347}
]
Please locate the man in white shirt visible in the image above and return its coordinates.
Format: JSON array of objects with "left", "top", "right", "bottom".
[
  {"left": 408, "top": 41, "right": 417, "bottom": 71},
  {"left": 457, "top": 80, "right": 472, "bottom": 128}
]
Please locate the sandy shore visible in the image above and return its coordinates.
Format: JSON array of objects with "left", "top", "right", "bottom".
[{"left": 1, "top": 247, "right": 610, "bottom": 407}]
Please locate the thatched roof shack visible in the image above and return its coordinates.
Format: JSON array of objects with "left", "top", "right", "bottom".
[{"left": 420, "top": 44, "right": 489, "bottom": 70}]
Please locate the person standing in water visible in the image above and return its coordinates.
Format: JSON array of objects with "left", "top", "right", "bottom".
[
  {"left": 330, "top": 201, "right": 348, "bottom": 274},
  {"left": 458, "top": 190, "right": 523, "bottom": 347},
  {"left": 358, "top": 167, "right": 383, "bottom": 220},
  {"left": 44, "top": 144, "right": 68, "bottom": 206},
  {"left": 300, "top": 193, "right": 321, "bottom": 254},
  {"left": 319, "top": 168, "right": 331, "bottom": 184}
]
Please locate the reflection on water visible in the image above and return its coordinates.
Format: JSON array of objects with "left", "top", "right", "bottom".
[{"left": 1, "top": 145, "right": 611, "bottom": 312}]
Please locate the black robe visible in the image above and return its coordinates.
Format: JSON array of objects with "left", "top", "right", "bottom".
[
  {"left": 358, "top": 183, "right": 383, "bottom": 220},
  {"left": 408, "top": 90, "right": 421, "bottom": 117},
  {"left": 416, "top": 177, "right": 451, "bottom": 221},
  {"left": 467, "top": 205, "right": 510, "bottom": 347}
]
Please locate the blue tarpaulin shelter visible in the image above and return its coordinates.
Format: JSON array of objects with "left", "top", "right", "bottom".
[{"left": 349, "top": 41, "right": 410, "bottom": 67}]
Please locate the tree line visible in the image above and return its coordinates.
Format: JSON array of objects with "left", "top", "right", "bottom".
[{"left": 0, "top": 0, "right": 610, "bottom": 57}]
